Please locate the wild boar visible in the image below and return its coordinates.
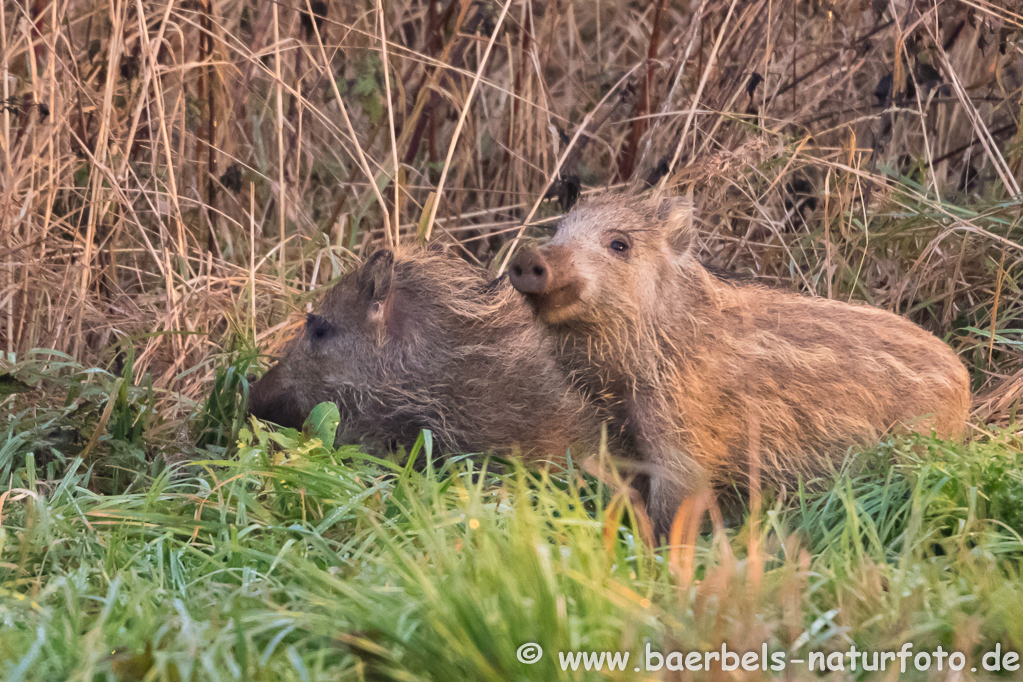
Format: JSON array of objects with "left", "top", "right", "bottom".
[
  {"left": 248, "top": 247, "right": 594, "bottom": 462},
  {"left": 509, "top": 195, "right": 971, "bottom": 536}
]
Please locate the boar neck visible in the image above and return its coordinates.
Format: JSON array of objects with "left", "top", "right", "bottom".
[{"left": 549, "top": 264, "right": 725, "bottom": 412}]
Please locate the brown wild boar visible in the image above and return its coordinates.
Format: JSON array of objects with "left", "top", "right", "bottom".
[
  {"left": 509, "top": 195, "right": 971, "bottom": 536},
  {"left": 248, "top": 248, "right": 594, "bottom": 461}
]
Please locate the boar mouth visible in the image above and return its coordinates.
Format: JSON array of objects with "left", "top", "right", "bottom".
[
  {"left": 248, "top": 382, "right": 314, "bottom": 431},
  {"left": 520, "top": 282, "right": 584, "bottom": 323}
]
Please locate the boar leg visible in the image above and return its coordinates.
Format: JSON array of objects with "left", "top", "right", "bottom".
[
  {"left": 646, "top": 454, "right": 702, "bottom": 541},
  {"left": 632, "top": 415, "right": 706, "bottom": 542}
]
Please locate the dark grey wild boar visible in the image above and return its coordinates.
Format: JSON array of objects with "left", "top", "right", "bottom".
[
  {"left": 509, "top": 195, "right": 971, "bottom": 537},
  {"left": 248, "top": 248, "right": 595, "bottom": 461}
]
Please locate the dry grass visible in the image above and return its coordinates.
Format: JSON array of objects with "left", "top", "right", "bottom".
[{"left": 1, "top": 0, "right": 1021, "bottom": 419}]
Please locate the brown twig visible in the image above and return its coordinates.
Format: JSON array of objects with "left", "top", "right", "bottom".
[{"left": 617, "top": 0, "right": 668, "bottom": 182}]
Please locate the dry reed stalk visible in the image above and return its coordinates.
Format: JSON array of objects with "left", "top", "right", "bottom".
[
  {"left": 658, "top": 0, "right": 739, "bottom": 190},
  {"left": 377, "top": 0, "right": 400, "bottom": 245},
  {"left": 422, "top": 0, "right": 514, "bottom": 241}
]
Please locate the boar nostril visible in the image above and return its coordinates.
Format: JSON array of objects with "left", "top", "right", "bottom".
[
  {"left": 245, "top": 373, "right": 256, "bottom": 383},
  {"left": 508, "top": 248, "right": 551, "bottom": 295}
]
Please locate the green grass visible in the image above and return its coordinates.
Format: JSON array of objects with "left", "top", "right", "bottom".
[{"left": 3, "top": 353, "right": 1023, "bottom": 680}]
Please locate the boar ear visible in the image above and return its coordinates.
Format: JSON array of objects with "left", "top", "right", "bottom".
[
  {"left": 655, "top": 190, "right": 696, "bottom": 255},
  {"left": 358, "top": 249, "right": 396, "bottom": 327}
]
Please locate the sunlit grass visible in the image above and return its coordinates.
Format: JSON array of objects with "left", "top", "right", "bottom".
[{"left": 3, "top": 354, "right": 1023, "bottom": 680}]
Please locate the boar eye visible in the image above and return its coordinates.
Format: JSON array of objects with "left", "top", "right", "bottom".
[
  {"left": 306, "top": 314, "right": 335, "bottom": 341},
  {"left": 609, "top": 239, "right": 630, "bottom": 256}
]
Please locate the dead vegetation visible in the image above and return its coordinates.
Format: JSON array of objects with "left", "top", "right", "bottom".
[{"left": 1, "top": 0, "right": 1021, "bottom": 422}]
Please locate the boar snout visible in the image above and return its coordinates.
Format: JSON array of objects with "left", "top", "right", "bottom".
[
  {"left": 248, "top": 365, "right": 309, "bottom": 431},
  {"left": 510, "top": 245, "right": 585, "bottom": 323},
  {"left": 509, "top": 247, "right": 551, "bottom": 295}
]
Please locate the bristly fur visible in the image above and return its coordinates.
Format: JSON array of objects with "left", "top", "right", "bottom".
[
  {"left": 249, "top": 247, "right": 595, "bottom": 461},
  {"left": 511, "top": 194, "right": 972, "bottom": 536}
]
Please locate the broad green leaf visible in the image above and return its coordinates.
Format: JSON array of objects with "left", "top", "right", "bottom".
[{"left": 304, "top": 401, "right": 340, "bottom": 447}]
